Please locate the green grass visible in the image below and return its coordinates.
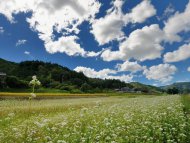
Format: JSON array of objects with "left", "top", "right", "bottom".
[
  {"left": 0, "top": 92, "right": 159, "bottom": 100},
  {"left": 0, "top": 95, "right": 190, "bottom": 143},
  {"left": 0, "top": 88, "right": 69, "bottom": 93},
  {"left": 181, "top": 95, "right": 190, "bottom": 114},
  {"left": 181, "top": 95, "right": 190, "bottom": 142},
  {"left": 0, "top": 92, "right": 108, "bottom": 100}
]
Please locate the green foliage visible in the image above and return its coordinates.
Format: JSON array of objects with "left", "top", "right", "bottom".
[
  {"left": 0, "top": 58, "right": 18, "bottom": 75},
  {"left": 181, "top": 95, "right": 190, "bottom": 141},
  {"left": 161, "top": 82, "right": 190, "bottom": 94},
  {"left": 181, "top": 95, "right": 190, "bottom": 114},
  {"left": 0, "top": 58, "right": 127, "bottom": 91},
  {"left": 166, "top": 87, "right": 179, "bottom": 94},
  {"left": 0, "top": 58, "right": 163, "bottom": 93},
  {"left": 6, "top": 76, "right": 28, "bottom": 88},
  {"left": 80, "top": 83, "right": 92, "bottom": 92}
]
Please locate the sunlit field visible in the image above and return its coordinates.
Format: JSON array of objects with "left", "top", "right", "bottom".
[
  {"left": 0, "top": 92, "right": 108, "bottom": 99},
  {"left": 0, "top": 95, "right": 190, "bottom": 143}
]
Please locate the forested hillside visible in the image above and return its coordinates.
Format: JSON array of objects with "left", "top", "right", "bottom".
[
  {"left": 161, "top": 82, "right": 190, "bottom": 94},
  {"left": 0, "top": 58, "right": 162, "bottom": 93}
]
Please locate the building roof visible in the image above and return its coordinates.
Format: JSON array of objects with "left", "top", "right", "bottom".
[{"left": 0, "top": 72, "right": 6, "bottom": 76}]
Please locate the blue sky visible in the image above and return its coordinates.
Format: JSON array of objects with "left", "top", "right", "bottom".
[{"left": 0, "top": 0, "right": 190, "bottom": 86}]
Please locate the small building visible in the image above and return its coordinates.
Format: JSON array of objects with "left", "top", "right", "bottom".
[
  {"left": 0, "top": 72, "right": 6, "bottom": 76},
  {"left": 115, "top": 87, "right": 142, "bottom": 93},
  {"left": 115, "top": 87, "right": 135, "bottom": 93}
]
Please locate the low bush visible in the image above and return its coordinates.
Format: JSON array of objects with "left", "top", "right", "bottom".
[{"left": 6, "top": 76, "right": 28, "bottom": 88}]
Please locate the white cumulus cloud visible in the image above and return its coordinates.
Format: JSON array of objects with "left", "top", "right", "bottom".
[
  {"left": 101, "top": 24, "right": 165, "bottom": 62},
  {"left": 74, "top": 66, "right": 133, "bottom": 83},
  {"left": 45, "top": 36, "right": 86, "bottom": 56},
  {"left": 127, "top": 0, "right": 156, "bottom": 23},
  {"left": 143, "top": 64, "right": 177, "bottom": 83},
  {"left": 100, "top": 49, "right": 123, "bottom": 62},
  {"left": 91, "top": 12, "right": 124, "bottom": 45},
  {"left": 164, "top": 43, "right": 190, "bottom": 63},
  {"left": 164, "top": 1, "right": 190, "bottom": 42},
  {"left": 116, "top": 61, "right": 146, "bottom": 73}
]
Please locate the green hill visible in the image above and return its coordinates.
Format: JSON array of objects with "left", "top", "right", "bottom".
[
  {"left": 161, "top": 82, "right": 190, "bottom": 94},
  {"left": 0, "top": 58, "right": 18, "bottom": 75},
  {"left": 0, "top": 58, "right": 162, "bottom": 93},
  {"left": 0, "top": 58, "right": 126, "bottom": 92}
]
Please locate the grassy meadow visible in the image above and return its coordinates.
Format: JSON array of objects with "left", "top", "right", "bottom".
[{"left": 0, "top": 94, "right": 190, "bottom": 143}]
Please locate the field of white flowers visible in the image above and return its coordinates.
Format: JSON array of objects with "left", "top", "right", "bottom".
[{"left": 0, "top": 95, "right": 189, "bottom": 143}]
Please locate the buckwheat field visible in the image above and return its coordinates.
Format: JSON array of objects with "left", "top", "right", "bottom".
[{"left": 0, "top": 95, "right": 190, "bottom": 143}]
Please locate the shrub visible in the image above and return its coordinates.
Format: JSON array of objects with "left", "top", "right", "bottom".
[
  {"left": 80, "top": 83, "right": 92, "bottom": 92},
  {"left": 6, "top": 76, "right": 28, "bottom": 88},
  {"left": 49, "top": 81, "right": 61, "bottom": 88},
  {"left": 167, "top": 87, "right": 179, "bottom": 94}
]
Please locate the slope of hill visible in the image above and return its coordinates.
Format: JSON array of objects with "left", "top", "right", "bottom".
[
  {"left": 130, "top": 82, "right": 164, "bottom": 94},
  {"left": 161, "top": 82, "right": 190, "bottom": 93},
  {"left": 0, "top": 58, "right": 162, "bottom": 93},
  {"left": 0, "top": 58, "right": 126, "bottom": 92},
  {"left": 0, "top": 58, "right": 18, "bottom": 75}
]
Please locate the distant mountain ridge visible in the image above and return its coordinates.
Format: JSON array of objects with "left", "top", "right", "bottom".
[{"left": 161, "top": 82, "right": 190, "bottom": 93}]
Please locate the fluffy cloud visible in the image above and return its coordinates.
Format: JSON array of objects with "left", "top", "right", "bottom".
[
  {"left": 16, "top": 39, "right": 27, "bottom": 46},
  {"left": 91, "top": 0, "right": 125, "bottom": 45},
  {"left": 45, "top": 36, "right": 86, "bottom": 56},
  {"left": 74, "top": 66, "right": 133, "bottom": 82},
  {"left": 116, "top": 61, "right": 146, "bottom": 73},
  {"left": 0, "top": 27, "right": 4, "bottom": 33},
  {"left": 74, "top": 66, "right": 116, "bottom": 78},
  {"left": 0, "top": 0, "right": 101, "bottom": 57},
  {"left": 91, "top": 0, "right": 156, "bottom": 45},
  {"left": 24, "top": 51, "right": 30, "bottom": 55},
  {"left": 101, "top": 24, "right": 165, "bottom": 61},
  {"left": 45, "top": 35, "right": 102, "bottom": 57},
  {"left": 164, "top": 1, "right": 190, "bottom": 42},
  {"left": 143, "top": 64, "right": 177, "bottom": 83},
  {"left": 187, "top": 67, "right": 190, "bottom": 72},
  {"left": 91, "top": 12, "right": 124, "bottom": 45},
  {"left": 164, "top": 43, "right": 190, "bottom": 63},
  {"left": 100, "top": 49, "right": 123, "bottom": 62},
  {"left": 119, "top": 24, "right": 164, "bottom": 61},
  {"left": 127, "top": 0, "right": 156, "bottom": 23}
]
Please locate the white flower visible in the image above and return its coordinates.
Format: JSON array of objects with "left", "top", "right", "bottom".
[
  {"left": 36, "top": 81, "right": 41, "bottom": 86},
  {"left": 30, "top": 93, "right": 36, "bottom": 98},
  {"left": 30, "top": 76, "right": 41, "bottom": 86},
  {"left": 29, "top": 75, "right": 41, "bottom": 96},
  {"left": 29, "top": 80, "right": 35, "bottom": 85},
  {"left": 8, "top": 113, "right": 15, "bottom": 118},
  {"left": 57, "top": 140, "right": 67, "bottom": 143},
  {"left": 32, "top": 75, "right": 37, "bottom": 80}
]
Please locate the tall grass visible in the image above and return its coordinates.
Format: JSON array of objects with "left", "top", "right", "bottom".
[
  {"left": 181, "top": 95, "right": 190, "bottom": 142},
  {"left": 181, "top": 95, "right": 190, "bottom": 114}
]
